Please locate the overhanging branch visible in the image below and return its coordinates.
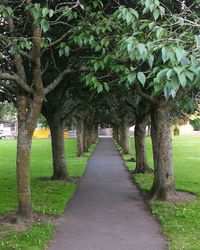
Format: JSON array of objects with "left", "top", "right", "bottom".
[
  {"left": 0, "top": 72, "right": 33, "bottom": 94},
  {"left": 44, "top": 66, "right": 87, "bottom": 95},
  {"left": 135, "top": 83, "right": 158, "bottom": 105}
]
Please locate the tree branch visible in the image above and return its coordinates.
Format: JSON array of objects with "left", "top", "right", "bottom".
[
  {"left": 0, "top": 73, "right": 33, "bottom": 94},
  {"left": 0, "top": 34, "right": 31, "bottom": 60},
  {"left": 135, "top": 83, "right": 158, "bottom": 105},
  {"left": 44, "top": 66, "right": 87, "bottom": 95}
]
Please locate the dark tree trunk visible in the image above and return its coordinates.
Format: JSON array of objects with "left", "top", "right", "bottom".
[
  {"left": 112, "top": 126, "right": 116, "bottom": 141},
  {"left": 76, "top": 118, "right": 84, "bottom": 157},
  {"left": 94, "top": 125, "right": 98, "bottom": 141},
  {"left": 134, "top": 115, "right": 153, "bottom": 174},
  {"left": 87, "top": 124, "right": 92, "bottom": 147},
  {"left": 121, "top": 120, "right": 131, "bottom": 155},
  {"left": 47, "top": 113, "right": 68, "bottom": 180},
  {"left": 91, "top": 125, "right": 96, "bottom": 144},
  {"left": 113, "top": 126, "right": 119, "bottom": 142},
  {"left": 83, "top": 122, "right": 89, "bottom": 152},
  {"left": 116, "top": 126, "right": 121, "bottom": 144},
  {"left": 150, "top": 102, "right": 175, "bottom": 200}
]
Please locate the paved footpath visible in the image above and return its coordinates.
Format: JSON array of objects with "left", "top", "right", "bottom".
[{"left": 48, "top": 138, "right": 168, "bottom": 250}]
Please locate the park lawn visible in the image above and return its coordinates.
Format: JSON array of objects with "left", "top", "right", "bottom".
[
  {"left": 0, "top": 138, "right": 95, "bottom": 250},
  {"left": 122, "top": 136, "right": 200, "bottom": 250}
]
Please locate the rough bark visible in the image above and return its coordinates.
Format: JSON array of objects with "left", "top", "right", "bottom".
[
  {"left": 116, "top": 126, "right": 121, "bottom": 144},
  {"left": 134, "top": 115, "right": 153, "bottom": 174},
  {"left": 94, "top": 125, "right": 99, "bottom": 141},
  {"left": 83, "top": 122, "right": 89, "bottom": 152},
  {"left": 47, "top": 113, "right": 68, "bottom": 180},
  {"left": 120, "top": 119, "right": 131, "bottom": 155},
  {"left": 87, "top": 124, "right": 92, "bottom": 147},
  {"left": 113, "top": 126, "right": 119, "bottom": 142},
  {"left": 17, "top": 118, "right": 32, "bottom": 218},
  {"left": 16, "top": 90, "right": 43, "bottom": 218},
  {"left": 76, "top": 118, "right": 84, "bottom": 157},
  {"left": 150, "top": 102, "right": 175, "bottom": 200},
  {"left": 91, "top": 125, "right": 96, "bottom": 144}
]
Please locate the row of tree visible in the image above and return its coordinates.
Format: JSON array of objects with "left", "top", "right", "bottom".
[{"left": 0, "top": 0, "right": 200, "bottom": 220}]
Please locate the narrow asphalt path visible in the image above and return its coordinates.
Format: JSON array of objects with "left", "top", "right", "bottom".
[{"left": 48, "top": 138, "right": 168, "bottom": 250}]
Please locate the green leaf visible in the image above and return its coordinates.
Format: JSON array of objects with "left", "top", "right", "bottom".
[
  {"left": 154, "top": 82, "right": 163, "bottom": 92},
  {"left": 153, "top": 9, "right": 160, "bottom": 20},
  {"left": 164, "top": 83, "right": 171, "bottom": 99},
  {"left": 95, "top": 45, "right": 102, "bottom": 52},
  {"left": 94, "top": 62, "right": 99, "bottom": 72},
  {"left": 6, "top": 6, "right": 13, "bottom": 16},
  {"left": 126, "top": 12, "right": 132, "bottom": 25},
  {"left": 159, "top": 6, "right": 165, "bottom": 16},
  {"left": 34, "top": 3, "right": 41, "bottom": 10},
  {"left": 127, "top": 72, "right": 136, "bottom": 84},
  {"left": 150, "top": 3, "right": 155, "bottom": 12},
  {"left": 149, "top": 22, "right": 155, "bottom": 30},
  {"left": 166, "top": 69, "right": 174, "bottom": 80},
  {"left": 156, "top": 27, "right": 165, "bottom": 39},
  {"left": 171, "top": 76, "right": 180, "bottom": 91},
  {"left": 137, "top": 43, "right": 146, "bottom": 56},
  {"left": 185, "top": 71, "right": 194, "bottom": 81},
  {"left": 178, "top": 72, "right": 187, "bottom": 87},
  {"left": 131, "top": 9, "right": 139, "bottom": 19},
  {"left": 104, "top": 83, "right": 109, "bottom": 92},
  {"left": 40, "top": 19, "right": 49, "bottom": 32},
  {"left": 59, "top": 49, "right": 64, "bottom": 57},
  {"left": 42, "top": 8, "right": 49, "bottom": 17},
  {"left": 147, "top": 54, "right": 154, "bottom": 68},
  {"left": 80, "top": 4, "right": 85, "bottom": 10},
  {"left": 162, "top": 47, "right": 170, "bottom": 63},
  {"left": 156, "top": 68, "right": 168, "bottom": 81},
  {"left": 137, "top": 72, "right": 146, "bottom": 86},
  {"left": 97, "top": 84, "right": 103, "bottom": 93},
  {"left": 174, "top": 66, "right": 184, "bottom": 75},
  {"left": 64, "top": 46, "right": 70, "bottom": 56},
  {"left": 195, "top": 35, "right": 200, "bottom": 47},
  {"left": 49, "top": 9, "right": 54, "bottom": 17},
  {"left": 174, "top": 47, "right": 184, "bottom": 63}
]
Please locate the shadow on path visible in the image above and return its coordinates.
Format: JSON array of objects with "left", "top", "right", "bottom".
[{"left": 48, "top": 138, "right": 168, "bottom": 250}]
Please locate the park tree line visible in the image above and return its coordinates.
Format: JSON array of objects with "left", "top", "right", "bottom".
[{"left": 0, "top": 0, "right": 200, "bottom": 220}]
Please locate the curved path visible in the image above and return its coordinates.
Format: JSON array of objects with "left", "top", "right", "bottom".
[{"left": 48, "top": 138, "right": 168, "bottom": 250}]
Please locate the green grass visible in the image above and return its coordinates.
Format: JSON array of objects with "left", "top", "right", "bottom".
[
  {"left": 120, "top": 136, "right": 200, "bottom": 250},
  {"left": 0, "top": 138, "right": 95, "bottom": 249}
]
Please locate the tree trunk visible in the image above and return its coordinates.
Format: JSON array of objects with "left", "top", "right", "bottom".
[
  {"left": 83, "top": 122, "right": 89, "bottom": 152},
  {"left": 16, "top": 92, "right": 43, "bottom": 218},
  {"left": 113, "top": 126, "right": 118, "bottom": 142},
  {"left": 121, "top": 120, "right": 131, "bottom": 155},
  {"left": 87, "top": 124, "right": 92, "bottom": 147},
  {"left": 76, "top": 118, "right": 84, "bottom": 157},
  {"left": 134, "top": 115, "right": 152, "bottom": 174},
  {"left": 150, "top": 102, "right": 175, "bottom": 200},
  {"left": 47, "top": 113, "right": 68, "bottom": 180},
  {"left": 94, "top": 125, "right": 98, "bottom": 141},
  {"left": 116, "top": 126, "right": 121, "bottom": 144},
  {"left": 91, "top": 125, "right": 96, "bottom": 144},
  {"left": 112, "top": 127, "right": 116, "bottom": 141},
  {"left": 17, "top": 123, "right": 32, "bottom": 218}
]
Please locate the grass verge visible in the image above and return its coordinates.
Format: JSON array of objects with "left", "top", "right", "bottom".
[
  {"left": 115, "top": 136, "right": 200, "bottom": 250},
  {"left": 0, "top": 138, "right": 96, "bottom": 249}
]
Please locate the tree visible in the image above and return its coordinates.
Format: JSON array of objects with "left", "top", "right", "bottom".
[
  {"left": 0, "top": 1, "right": 82, "bottom": 218},
  {"left": 133, "top": 100, "right": 152, "bottom": 174},
  {"left": 71, "top": 0, "right": 200, "bottom": 200}
]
